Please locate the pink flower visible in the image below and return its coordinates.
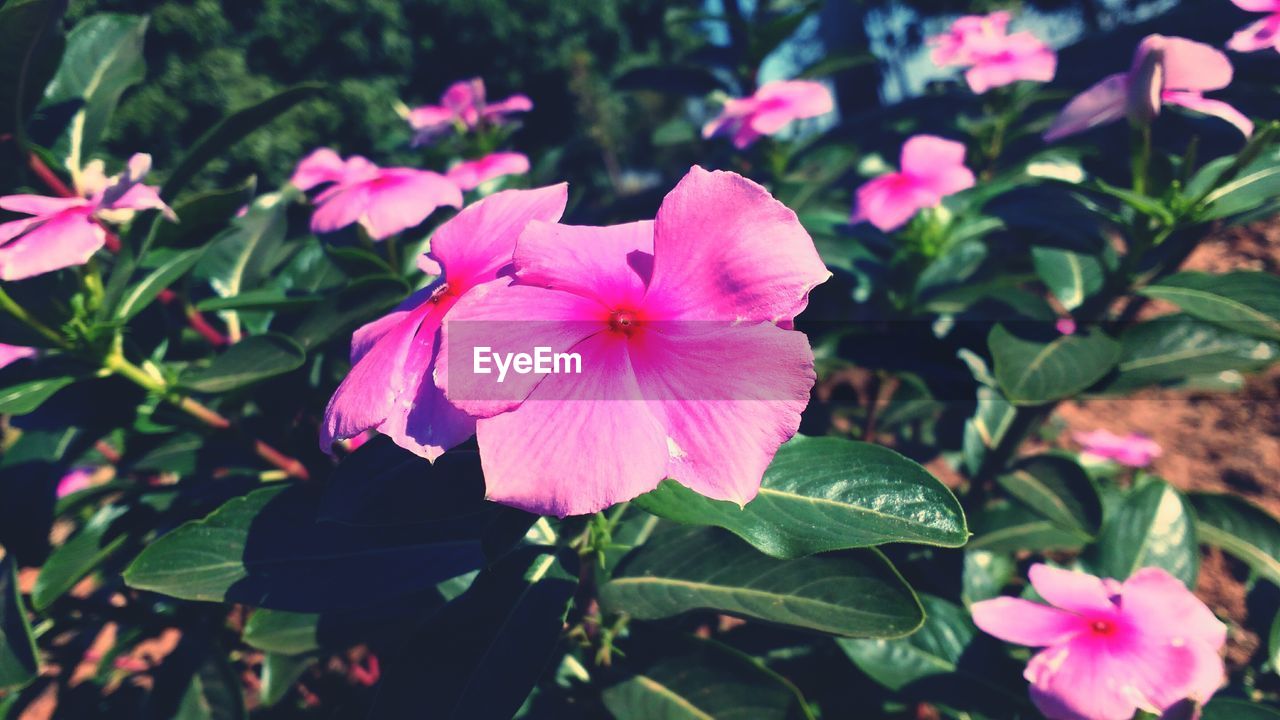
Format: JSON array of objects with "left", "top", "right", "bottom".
[
  {"left": 1056, "top": 317, "right": 1078, "bottom": 335},
  {"left": 1073, "top": 429, "right": 1163, "bottom": 467},
  {"left": 0, "top": 153, "right": 173, "bottom": 281},
  {"left": 319, "top": 184, "right": 568, "bottom": 458},
  {"left": 408, "top": 78, "right": 533, "bottom": 146},
  {"left": 434, "top": 167, "right": 830, "bottom": 516},
  {"left": 930, "top": 12, "right": 1056, "bottom": 93},
  {"left": 1228, "top": 0, "right": 1280, "bottom": 53},
  {"left": 56, "top": 467, "right": 95, "bottom": 498},
  {"left": 445, "top": 152, "right": 531, "bottom": 192},
  {"left": 972, "top": 564, "right": 1225, "bottom": 720},
  {"left": 702, "top": 80, "right": 834, "bottom": 149},
  {"left": 1045, "top": 35, "right": 1252, "bottom": 141},
  {"left": 290, "top": 149, "right": 462, "bottom": 240},
  {"left": 0, "top": 344, "right": 37, "bottom": 370},
  {"left": 851, "top": 135, "right": 975, "bottom": 232}
]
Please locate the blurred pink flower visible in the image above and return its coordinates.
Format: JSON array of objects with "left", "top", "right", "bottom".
[
  {"left": 1228, "top": 0, "right": 1280, "bottom": 53},
  {"left": 0, "top": 344, "right": 37, "bottom": 370},
  {"left": 320, "top": 184, "right": 568, "bottom": 458},
  {"left": 851, "top": 135, "right": 975, "bottom": 231},
  {"left": 446, "top": 152, "right": 531, "bottom": 192},
  {"left": 0, "top": 154, "right": 173, "bottom": 281},
  {"left": 1045, "top": 35, "right": 1252, "bottom": 141},
  {"left": 435, "top": 167, "right": 828, "bottom": 516},
  {"left": 290, "top": 148, "right": 462, "bottom": 240},
  {"left": 1055, "top": 317, "right": 1078, "bottom": 335},
  {"left": 56, "top": 467, "right": 95, "bottom": 498},
  {"left": 702, "top": 80, "right": 834, "bottom": 149},
  {"left": 408, "top": 78, "right": 533, "bottom": 146},
  {"left": 1073, "top": 429, "right": 1163, "bottom": 467},
  {"left": 930, "top": 11, "right": 1056, "bottom": 93},
  {"left": 972, "top": 564, "right": 1225, "bottom": 720}
]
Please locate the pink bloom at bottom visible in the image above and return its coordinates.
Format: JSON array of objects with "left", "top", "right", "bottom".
[
  {"left": 851, "top": 135, "right": 975, "bottom": 231},
  {"left": 446, "top": 152, "right": 531, "bottom": 191},
  {"left": 973, "top": 565, "right": 1225, "bottom": 720},
  {"left": 0, "top": 344, "right": 37, "bottom": 370},
  {"left": 1073, "top": 429, "right": 1162, "bottom": 467},
  {"left": 1228, "top": 0, "right": 1280, "bottom": 53}
]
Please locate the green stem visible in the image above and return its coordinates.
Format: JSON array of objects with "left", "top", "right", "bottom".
[
  {"left": 0, "top": 286, "right": 68, "bottom": 347},
  {"left": 1131, "top": 124, "right": 1151, "bottom": 196}
]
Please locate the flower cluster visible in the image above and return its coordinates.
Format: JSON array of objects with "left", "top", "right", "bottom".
[
  {"left": 929, "top": 11, "right": 1057, "bottom": 93},
  {"left": 703, "top": 80, "right": 834, "bottom": 149}
]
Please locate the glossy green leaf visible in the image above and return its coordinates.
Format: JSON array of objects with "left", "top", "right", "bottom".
[
  {"left": 968, "top": 501, "right": 1089, "bottom": 553},
  {"left": 997, "top": 453, "right": 1102, "bottom": 537},
  {"left": 1102, "top": 314, "right": 1278, "bottom": 391},
  {"left": 1092, "top": 479, "right": 1198, "bottom": 587},
  {"left": 1188, "top": 493, "right": 1280, "bottom": 587},
  {"left": 124, "top": 485, "right": 487, "bottom": 612},
  {"left": 0, "top": 0, "right": 64, "bottom": 136},
  {"left": 1032, "top": 246, "right": 1105, "bottom": 311},
  {"left": 962, "top": 549, "right": 1015, "bottom": 606},
  {"left": 162, "top": 84, "right": 322, "bottom": 200},
  {"left": 962, "top": 386, "right": 1017, "bottom": 476},
  {"left": 602, "top": 635, "right": 810, "bottom": 720},
  {"left": 31, "top": 503, "right": 129, "bottom": 610},
  {"left": 152, "top": 180, "right": 257, "bottom": 249},
  {"left": 242, "top": 610, "right": 318, "bottom": 655},
  {"left": 371, "top": 548, "right": 578, "bottom": 720},
  {"left": 1195, "top": 153, "right": 1280, "bottom": 221},
  {"left": 180, "top": 333, "right": 305, "bottom": 393},
  {"left": 0, "top": 555, "right": 37, "bottom": 691},
  {"left": 1140, "top": 272, "right": 1280, "bottom": 341},
  {"left": 260, "top": 653, "right": 312, "bottom": 708},
  {"left": 192, "top": 192, "right": 289, "bottom": 332},
  {"left": 988, "top": 324, "right": 1121, "bottom": 405},
  {"left": 0, "top": 376, "right": 75, "bottom": 414},
  {"left": 600, "top": 525, "right": 923, "bottom": 638},
  {"left": 43, "top": 14, "right": 147, "bottom": 163},
  {"left": 635, "top": 436, "right": 966, "bottom": 558},
  {"left": 290, "top": 276, "right": 408, "bottom": 350},
  {"left": 1201, "top": 698, "right": 1280, "bottom": 720},
  {"left": 112, "top": 247, "right": 206, "bottom": 321}
]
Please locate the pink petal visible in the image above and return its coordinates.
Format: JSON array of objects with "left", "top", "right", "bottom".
[
  {"left": 746, "top": 80, "right": 834, "bottom": 135},
  {"left": 290, "top": 148, "right": 347, "bottom": 191},
  {"left": 56, "top": 468, "right": 94, "bottom": 498},
  {"left": 628, "top": 322, "right": 815, "bottom": 506},
  {"left": 1120, "top": 567, "right": 1227, "bottom": 650},
  {"left": 514, "top": 220, "right": 653, "bottom": 308},
  {"left": 473, "top": 331, "right": 670, "bottom": 517},
  {"left": 0, "top": 194, "right": 88, "bottom": 216},
  {"left": 442, "top": 78, "right": 485, "bottom": 116},
  {"left": 107, "top": 183, "right": 176, "bottom": 220},
  {"left": 445, "top": 152, "right": 531, "bottom": 191},
  {"left": 901, "top": 135, "right": 976, "bottom": 197},
  {"left": 645, "top": 166, "right": 830, "bottom": 323},
  {"left": 1028, "top": 564, "right": 1117, "bottom": 615},
  {"left": 0, "top": 217, "right": 42, "bottom": 247},
  {"left": 1025, "top": 641, "right": 1147, "bottom": 720},
  {"left": 482, "top": 94, "right": 534, "bottom": 120},
  {"left": 426, "top": 184, "right": 568, "bottom": 290},
  {"left": 851, "top": 173, "right": 939, "bottom": 232},
  {"left": 971, "top": 597, "right": 1084, "bottom": 647},
  {"left": 1163, "top": 91, "right": 1254, "bottom": 137},
  {"left": 358, "top": 169, "right": 462, "bottom": 240},
  {"left": 0, "top": 344, "right": 37, "bottom": 370},
  {"left": 311, "top": 183, "right": 371, "bottom": 235},
  {"left": 1044, "top": 72, "right": 1129, "bottom": 141},
  {"left": 1228, "top": 15, "right": 1280, "bottom": 52},
  {"left": 1144, "top": 35, "right": 1233, "bottom": 92},
  {"left": 1074, "top": 429, "right": 1162, "bottom": 467},
  {"left": 435, "top": 281, "right": 604, "bottom": 418},
  {"left": 1231, "top": 0, "right": 1280, "bottom": 10},
  {"left": 350, "top": 285, "right": 437, "bottom": 364},
  {"left": 0, "top": 208, "right": 104, "bottom": 281},
  {"left": 965, "top": 41, "right": 1057, "bottom": 93},
  {"left": 375, "top": 311, "right": 475, "bottom": 461}
]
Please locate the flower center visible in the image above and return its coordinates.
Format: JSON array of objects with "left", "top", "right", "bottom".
[
  {"left": 429, "top": 283, "right": 453, "bottom": 304},
  {"left": 608, "top": 309, "right": 640, "bottom": 335},
  {"left": 1090, "top": 619, "right": 1116, "bottom": 636}
]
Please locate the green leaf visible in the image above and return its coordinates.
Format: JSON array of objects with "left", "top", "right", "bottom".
[
  {"left": 1140, "top": 272, "right": 1280, "bottom": 341},
  {"left": 260, "top": 653, "right": 312, "bottom": 708},
  {"left": 43, "top": 14, "right": 148, "bottom": 164},
  {"left": 1101, "top": 314, "right": 1278, "bottom": 391},
  {"left": 162, "top": 84, "right": 322, "bottom": 200},
  {"left": 968, "top": 501, "right": 1089, "bottom": 553},
  {"left": 242, "top": 610, "right": 318, "bottom": 655},
  {"left": 31, "top": 503, "right": 129, "bottom": 610},
  {"left": 153, "top": 180, "right": 257, "bottom": 249},
  {"left": 111, "top": 246, "right": 206, "bottom": 321},
  {"left": 599, "top": 525, "right": 923, "bottom": 638},
  {"left": 0, "top": 0, "right": 64, "bottom": 137},
  {"left": 838, "top": 595, "right": 1029, "bottom": 714},
  {"left": 1195, "top": 156, "right": 1280, "bottom": 221},
  {"left": 997, "top": 453, "right": 1102, "bottom": 537},
  {"left": 370, "top": 548, "right": 578, "bottom": 720},
  {"left": 172, "top": 652, "right": 247, "bottom": 720},
  {"left": 635, "top": 436, "right": 966, "bottom": 558},
  {"left": 962, "top": 549, "right": 1015, "bottom": 606},
  {"left": 124, "top": 486, "right": 487, "bottom": 612},
  {"left": 1188, "top": 493, "right": 1280, "bottom": 587},
  {"left": 1031, "top": 246, "right": 1105, "bottom": 311},
  {"left": 192, "top": 192, "right": 289, "bottom": 331},
  {"left": 179, "top": 333, "right": 305, "bottom": 393},
  {"left": 797, "top": 51, "right": 875, "bottom": 79},
  {"left": 962, "top": 386, "right": 1017, "bottom": 477},
  {"left": 195, "top": 289, "right": 321, "bottom": 313},
  {"left": 0, "top": 376, "right": 75, "bottom": 414},
  {"left": 0, "top": 555, "right": 38, "bottom": 691},
  {"left": 988, "top": 324, "right": 1121, "bottom": 405},
  {"left": 1092, "top": 479, "right": 1198, "bottom": 587},
  {"left": 602, "top": 635, "right": 811, "bottom": 720},
  {"left": 290, "top": 276, "right": 409, "bottom": 350},
  {"left": 1201, "top": 698, "right": 1280, "bottom": 720}
]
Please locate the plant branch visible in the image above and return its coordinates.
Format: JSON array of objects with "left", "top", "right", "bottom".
[{"left": 0, "top": 286, "right": 69, "bottom": 347}]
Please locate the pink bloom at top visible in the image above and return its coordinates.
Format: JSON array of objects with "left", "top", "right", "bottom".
[
  {"left": 1045, "top": 35, "right": 1252, "bottom": 141},
  {"left": 851, "top": 135, "right": 975, "bottom": 232},
  {"left": 290, "top": 149, "right": 462, "bottom": 240},
  {"left": 1228, "top": 0, "right": 1280, "bottom": 53},
  {"left": 930, "top": 12, "right": 1056, "bottom": 93},
  {"left": 319, "top": 184, "right": 568, "bottom": 459},
  {"left": 972, "top": 564, "right": 1225, "bottom": 720},
  {"left": 446, "top": 152, "right": 531, "bottom": 192},
  {"left": 56, "top": 467, "right": 95, "bottom": 498},
  {"left": 435, "top": 167, "right": 830, "bottom": 516},
  {"left": 1073, "top": 429, "right": 1162, "bottom": 467},
  {"left": 0, "top": 344, "right": 37, "bottom": 370},
  {"left": 0, "top": 153, "right": 173, "bottom": 281},
  {"left": 408, "top": 78, "right": 533, "bottom": 146},
  {"left": 702, "top": 80, "right": 834, "bottom": 149}
]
